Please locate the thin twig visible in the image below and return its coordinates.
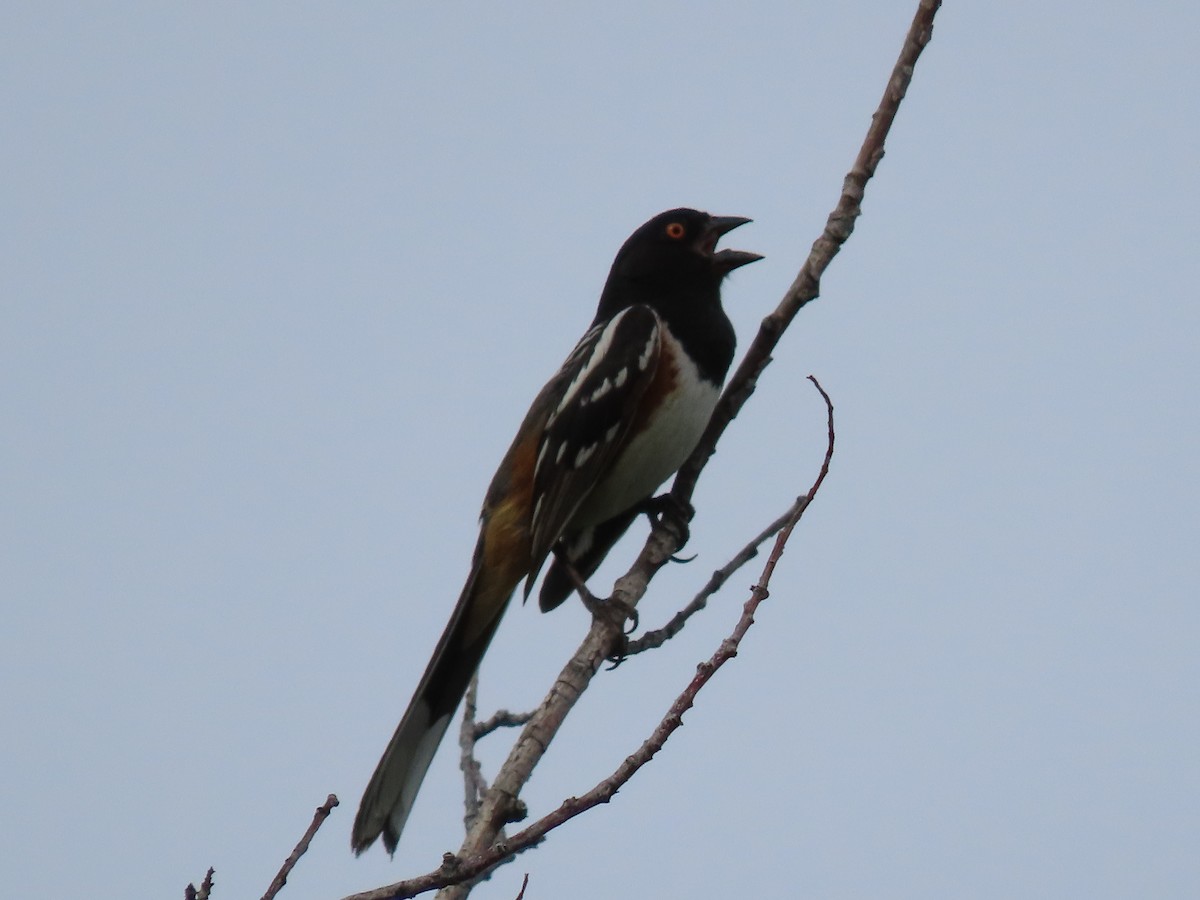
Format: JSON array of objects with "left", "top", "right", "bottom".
[
  {"left": 474, "top": 710, "right": 534, "bottom": 740},
  {"left": 456, "top": 676, "right": 523, "bottom": 890},
  {"left": 624, "top": 494, "right": 811, "bottom": 656},
  {"left": 672, "top": 0, "right": 941, "bottom": 508},
  {"left": 261, "top": 795, "right": 338, "bottom": 900},
  {"left": 458, "top": 676, "right": 488, "bottom": 832}
]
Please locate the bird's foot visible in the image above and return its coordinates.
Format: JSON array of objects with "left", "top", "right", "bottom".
[
  {"left": 642, "top": 493, "right": 694, "bottom": 549},
  {"left": 579, "top": 591, "right": 638, "bottom": 669},
  {"left": 581, "top": 590, "right": 639, "bottom": 636}
]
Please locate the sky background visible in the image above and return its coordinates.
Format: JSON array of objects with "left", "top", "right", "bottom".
[{"left": 4, "top": 2, "right": 1198, "bottom": 898}]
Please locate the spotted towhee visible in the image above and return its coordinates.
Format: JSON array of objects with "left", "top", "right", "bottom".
[{"left": 353, "top": 208, "right": 761, "bottom": 855}]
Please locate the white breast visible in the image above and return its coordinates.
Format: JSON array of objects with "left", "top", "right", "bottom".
[{"left": 571, "top": 324, "right": 719, "bottom": 528}]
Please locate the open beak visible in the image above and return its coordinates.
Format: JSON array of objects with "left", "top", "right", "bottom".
[{"left": 706, "top": 215, "right": 763, "bottom": 273}]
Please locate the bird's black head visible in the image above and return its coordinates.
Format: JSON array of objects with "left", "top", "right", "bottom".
[
  {"left": 610, "top": 207, "right": 762, "bottom": 283},
  {"left": 595, "top": 208, "right": 762, "bottom": 323},
  {"left": 593, "top": 208, "right": 759, "bottom": 384}
]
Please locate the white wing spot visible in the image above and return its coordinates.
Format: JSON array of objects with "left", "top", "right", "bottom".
[
  {"left": 605, "top": 423, "right": 620, "bottom": 443},
  {"left": 613, "top": 367, "right": 628, "bottom": 388},
  {"left": 555, "top": 441, "right": 568, "bottom": 464},
  {"left": 574, "top": 443, "right": 597, "bottom": 468},
  {"left": 589, "top": 378, "right": 612, "bottom": 403},
  {"left": 637, "top": 331, "right": 657, "bottom": 371},
  {"left": 555, "top": 312, "right": 629, "bottom": 414}
]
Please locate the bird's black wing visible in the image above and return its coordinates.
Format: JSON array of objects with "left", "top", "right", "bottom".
[{"left": 524, "top": 304, "right": 661, "bottom": 595}]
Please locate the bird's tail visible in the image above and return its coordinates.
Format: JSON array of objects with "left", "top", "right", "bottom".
[{"left": 352, "top": 533, "right": 519, "bottom": 856}]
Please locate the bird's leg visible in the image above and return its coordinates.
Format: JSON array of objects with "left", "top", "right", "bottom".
[{"left": 551, "top": 547, "right": 639, "bottom": 639}]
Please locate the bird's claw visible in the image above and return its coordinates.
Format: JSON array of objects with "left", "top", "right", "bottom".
[
  {"left": 605, "top": 639, "right": 629, "bottom": 670},
  {"left": 643, "top": 494, "right": 693, "bottom": 548}
]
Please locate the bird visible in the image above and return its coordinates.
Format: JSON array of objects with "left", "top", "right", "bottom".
[{"left": 352, "top": 208, "right": 761, "bottom": 856}]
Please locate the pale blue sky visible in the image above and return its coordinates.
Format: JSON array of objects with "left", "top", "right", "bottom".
[{"left": 4, "top": 3, "right": 1198, "bottom": 898}]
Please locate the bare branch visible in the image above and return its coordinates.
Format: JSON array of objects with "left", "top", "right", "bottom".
[
  {"left": 458, "top": 676, "right": 488, "bottom": 833},
  {"left": 474, "top": 710, "right": 534, "bottom": 741},
  {"left": 340, "top": 2, "right": 940, "bottom": 896},
  {"left": 672, "top": 0, "right": 941, "bottom": 507},
  {"left": 261, "top": 795, "right": 339, "bottom": 900},
  {"left": 458, "top": 678, "right": 533, "bottom": 832}
]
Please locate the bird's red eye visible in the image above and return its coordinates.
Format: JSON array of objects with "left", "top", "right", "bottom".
[{"left": 665, "top": 222, "right": 686, "bottom": 239}]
